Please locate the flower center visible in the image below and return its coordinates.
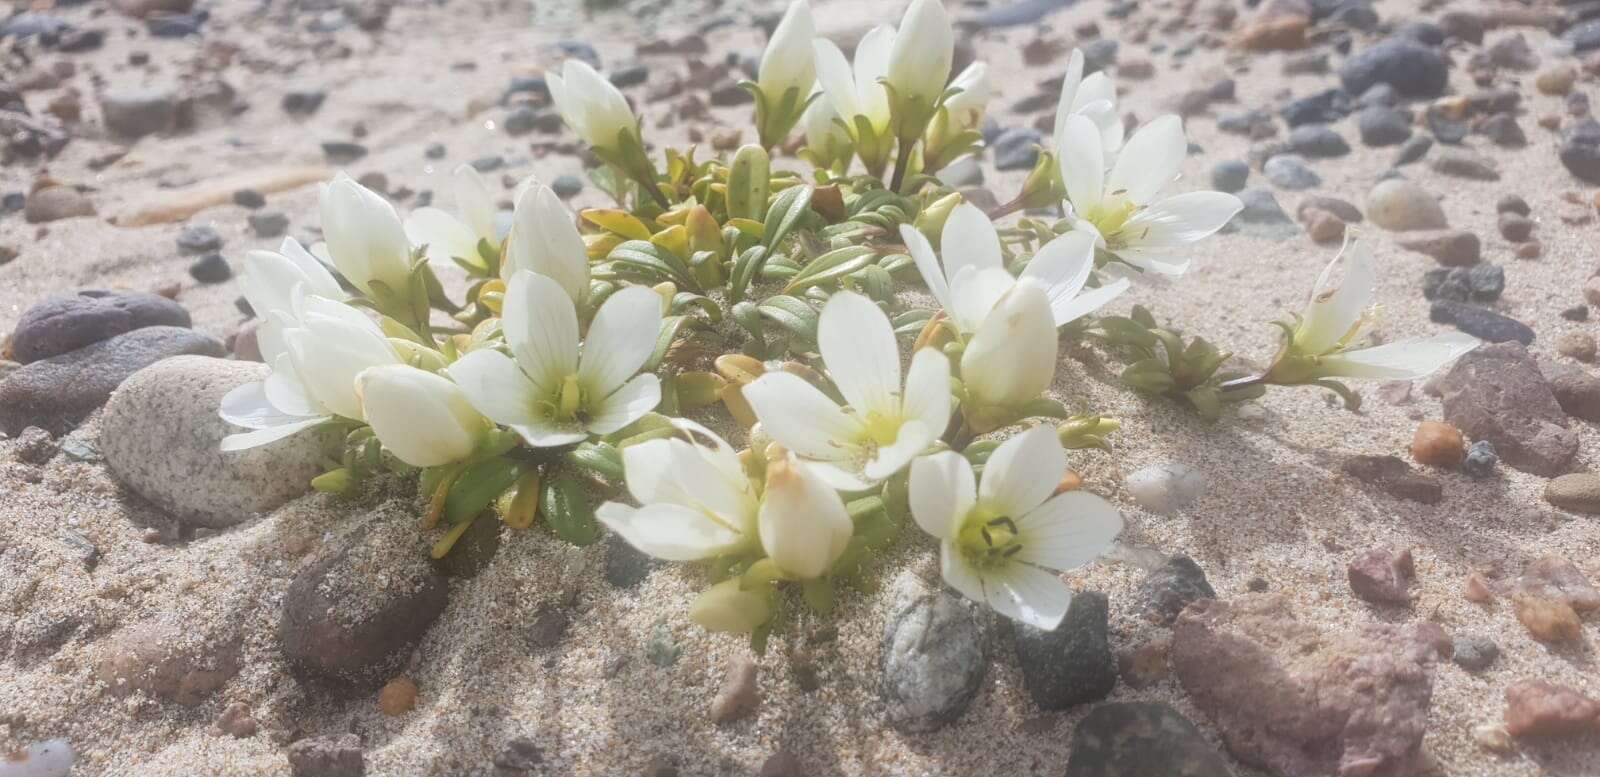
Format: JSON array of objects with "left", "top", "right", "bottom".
[
  {"left": 955, "top": 507, "right": 1024, "bottom": 570},
  {"left": 1085, "top": 194, "right": 1138, "bottom": 245},
  {"left": 863, "top": 409, "right": 901, "bottom": 447},
  {"left": 539, "top": 374, "right": 592, "bottom": 424}
]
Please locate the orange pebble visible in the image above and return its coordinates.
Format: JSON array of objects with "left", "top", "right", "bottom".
[
  {"left": 1411, "top": 421, "right": 1465, "bottom": 468},
  {"left": 378, "top": 677, "right": 418, "bottom": 716}
]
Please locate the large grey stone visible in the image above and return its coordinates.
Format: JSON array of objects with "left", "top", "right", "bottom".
[
  {"left": 10, "top": 289, "right": 191, "bottom": 364},
  {"left": 99, "top": 355, "right": 331, "bottom": 527},
  {"left": 1066, "top": 702, "right": 1235, "bottom": 777},
  {"left": 0, "top": 326, "right": 223, "bottom": 435},
  {"left": 881, "top": 592, "right": 986, "bottom": 733},
  {"left": 1431, "top": 342, "right": 1578, "bottom": 475}
]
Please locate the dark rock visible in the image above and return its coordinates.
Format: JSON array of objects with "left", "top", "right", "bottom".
[
  {"left": 188, "top": 253, "right": 231, "bottom": 283},
  {"left": 176, "top": 224, "right": 223, "bottom": 254},
  {"left": 1357, "top": 106, "right": 1411, "bottom": 146},
  {"left": 13, "top": 426, "right": 59, "bottom": 465},
  {"left": 287, "top": 735, "right": 365, "bottom": 777},
  {"left": 1396, "top": 21, "right": 1445, "bottom": 46},
  {"left": 609, "top": 64, "right": 650, "bottom": 88},
  {"left": 1558, "top": 119, "right": 1600, "bottom": 183},
  {"left": 603, "top": 535, "right": 659, "bottom": 587},
  {"left": 1563, "top": 18, "right": 1600, "bottom": 54},
  {"left": 1298, "top": 195, "right": 1362, "bottom": 223},
  {"left": 1425, "top": 106, "right": 1469, "bottom": 144},
  {"left": 1262, "top": 155, "right": 1320, "bottom": 190},
  {"left": 1439, "top": 11, "right": 1483, "bottom": 44},
  {"left": 1218, "top": 108, "right": 1275, "bottom": 137},
  {"left": 1357, "top": 83, "right": 1398, "bottom": 108},
  {"left": 1340, "top": 454, "right": 1444, "bottom": 503},
  {"left": 1135, "top": 555, "right": 1216, "bottom": 626},
  {"left": 1340, "top": 38, "right": 1449, "bottom": 98},
  {"left": 1429, "top": 300, "right": 1533, "bottom": 345},
  {"left": 708, "top": 82, "right": 753, "bottom": 107},
  {"left": 100, "top": 87, "right": 179, "bottom": 138},
  {"left": 551, "top": 39, "right": 601, "bottom": 68},
  {"left": 881, "top": 592, "right": 985, "bottom": 733},
  {"left": 1280, "top": 88, "right": 1352, "bottom": 127},
  {"left": 1065, "top": 702, "right": 1234, "bottom": 777},
  {"left": 1432, "top": 342, "right": 1577, "bottom": 476},
  {"left": 1451, "top": 634, "right": 1498, "bottom": 671},
  {"left": 1465, "top": 263, "right": 1503, "bottom": 302},
  {"left": 1495, "top": 194, "right": 1529, "bottom": 216},
  {"left": 146, "top": 11, "right": 203, "bottom": 37},
  {"left": 1172, "top": 594, "right": 1446, "bottom": 777},
  {"left": 1543, "top": 360, "right": 1600, "bottom": 423},
  {"left": 432, "top": 513, "right": 500, "bottom": 578},
  {"left": 1014, "top": 591, "right": 1116, "bottom": 710},
  {"left": 992, "top": 127, "right": 1044, "bottom": 171},
  {"left": 493, "top": 736, "right": 544, "bottom": 773},
  {"left": 1476, "top": 114, "right": 1525, "bottom": 148},
  {"left": 1462, "top": 440, "right": 1498, "bottom": 477},
  {"left": 551, "top": 175, "right": 583, "bottom": 199},
  {"left": 231, "top": 189, "right": 266, "bottom": 208},
  {"left": 248, "top": 212, "right": 289, "bottom": 238},
  {"left": 1431, "top": 149, "right": 1499, "bottom": 181},
  {"left": 281, "top": 90, "right": 326, "bottom": 116},
  {"left": 10, "top": 290, "right": 190, "bottom": 364},
  {"left": 1223, "top": 189, "right": 1298, "bottom": 240},
  {"left": 1211, "top": 160, "right": 1249, "bottom": 193},
  {"left": 0, "top": 326, "right": 223, "bottom": 436},
  {"left": 1423, "top": 267, "right": 1471, "bottom": 302},
  {"left": 1393, "top": 135, "right": 1432, "bottom": 166},
  {"left": 522, "top": 605, "right": 570, "bottom": 650},
  {"left": 321, "top": 141, "right": 368, "bottom": 163},
  {"left": 1348, "top": 547, "right": 1415, "bottom": 604},
  {"left": 280, "top": 519, "right": 449, "bottom": 684},
  {"left": 1081, "top": 39, "right": 1119, "bottom": 72},
  {"left": 1287, "top": 124, "right": 1349, "bottom": 157}
]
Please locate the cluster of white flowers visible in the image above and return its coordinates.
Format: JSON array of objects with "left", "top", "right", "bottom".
[{"left": 219, "top": 0, "right": 1477, "bottom": 636}]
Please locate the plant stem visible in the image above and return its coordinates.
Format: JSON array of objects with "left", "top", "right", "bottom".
[
  {"left": 1217, "top": 373, "right": 1266, "bottom": 392},
  {"left": 888, "top": 138, "right": 915, "bottom": 193}
]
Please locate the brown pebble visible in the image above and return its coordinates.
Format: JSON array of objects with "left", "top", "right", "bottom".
[
  {"left": 758, "top": 751, "right": 801, "bottom": 777},
  {"left": 1557, "top": 331, "right": 1597, "bottom": 362},
  {"left": 1464, "top": 572, "right": 1495, "bottom": 603},
  {"left": 1473, "top": 724, "right": 1514, "bottom": 753},
  {"left": 1513, "top": 240, "right": 1542, "bottom": 259},
  {"left": 1504, "top": 679, "right": 1600, "bottom": 738},
  {"left": 214, "top": 701, "right": 257, "bottom": 738},
  {"left": 1411, "top": 421, "right": 1465, "bottom": 468},
  {"left": 1303, "top": 207, "right": 1345, "bottom": 244},
  {"left": 1538, "top": 113, "right": 1562, "bottom": 130},
  {"left": 378, "top": 676, "right": 418, "bottom": 716},
  {"left": 1117, "top": 636, "right": 1172, "bottom": 688},
  {"left": 152, "top": 282, "right": 182, "bottom": 299},
  {"left": 709, "top": 655, "right": 759, "bottom": 723},
  {"left": 1586, "top": 277, "right": 1600, "bottom": 307},
  {"left": 1512, "top": 594, "right": 1582, "bottom": 642},
  {"left": 1535, "top": 64, "right": 1578, "bottom": 96},
  {"left": 1348, "top": 547, "right": 1416, "bottom": 604}
]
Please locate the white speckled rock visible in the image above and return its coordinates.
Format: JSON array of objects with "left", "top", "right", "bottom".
[
  {"left": 1126, "top": 462, "right": 1207, "bottom": 514},
  {"left": 99, "top": 355, "right": 334, "bottom": 527}
]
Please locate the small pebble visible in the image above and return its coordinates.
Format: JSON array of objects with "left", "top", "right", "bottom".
[
  {"left": 1125, "top": 463, "right": 1205, "bottom": 514},
  {"left": 378, "top": 676, "right": 418, "bottom": 716},
  {"left": 188, "top": 253, "right": 232, "bottom": 283},
  {"left": 1512, "top": 594, "right": 1582, "bottom": 642},
  {"left": 1495, "top": 194, "right": 1530, "bottom": 216},
  {"left": 1543, "top": 472, "right": 1600, "bottom": 514},
  {"left": 1557, "top": 332, "right": 1597, "bottom": 362},
  {"left": 1461, "top": 441, "right": 1498, "bottom": 478},
  {"left": 709, "top": 655, "right": 760, "bottom": 723},
  {"left": 1411, "top": 421, "right": 1464, "bottom": 468},
  {"left": 1451, "top": 634, "right": 1499, "bottom": 671}
]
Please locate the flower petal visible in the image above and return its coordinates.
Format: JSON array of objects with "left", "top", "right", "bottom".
[
  {"left": 445, "top": 348, "right": 542, "bottom": 428},
  {"left": 1320, "top": 332, "right": 1479, "bottom": 379},
  {"left": 219, "top": 415, "right": 330, "bottom": 451},
  {"left": 853, "top": 24, "right": 896, "bottom": 127},
  {"left": 1014, "top": 490, "right": 1124, "bottom": 570},
  {"left": 1052, "top": 48, "right": 1086, "bottom": 141},
  {"left": 909, "top": 450, "right": 976, "bottom": 540},
  {"left": 503, "top": 270, "right": 579, "bottom": 392},
  {"left": 1107, "top": 114, "right": 1186, "bottom": 205},
  {"left": 818, "top": 291, "right": 900, "bottom": 416},
  {"left": 1298, "top": 238, "right": 1375, "bottom": 354},
  {"left": 960, "top": 283, "right": 1058, "bottom": 408},
  {"left": 900, "top": 347, "right": 952, "bottom": 436},
  {"left": 1019, "top": 230, "right": 1094, "bottom": 324},
  {"left": 452, "top": 163, "right": 497, "bottom": 241},
  {"left": 978, "top": 425, "right": 1064, "bottom": 517},
  {"left": 1047, "top": 276, "right": 1129, "bottom": 328},
  {"left": 743, "top": 372, "right": 863, "bottom": 462},
  {"left": 758, "top": 458, "right": 854, "bottom": 579},
  {"left": 586, "top": 373, "right": 661, "bottom": 435},
  {"left": 862, "top": 419, "right": 936, "bottom": 482},
  {"left": 988, "top": 563, "right": 1073, "bottom": 630},
  {"left": 579, "top": 285, "right": 662, "bottom": 397},
  {"left": 1119, "top": 191, "right": 1243, "bottom": 249},
  {"left": 940, "top": 203, "right": 1004, "bottom": 283},
  {"left": 405, "top": 207, "right": 481, "bottom": 267},
  {"left": 597, "top": 502, "right": 747, "bottom": 561},
  {"left": 1057, "top": 114, "right": 1106, "bottom": 215},
  {"left": 900, "top": 223, "right": 950, "bottom": 311},
  {"left": 812, "top": 39, "right": 862, "bottom": 124},
  {"left": 940, "top": 539, "right": 990, "bottom": 605},
  {"left": 947, "top": 265, "right": 1017, "bottom": 334}
]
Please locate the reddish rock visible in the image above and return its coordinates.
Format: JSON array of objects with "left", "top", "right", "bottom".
[
  {"left": 1172, "top": 594, "right": 1445, "bottom": 777},
  {"left": 1349, "top": 548, "right": 1416, "bottom": 604},
  {"left": 93, "top": 622, "right": 241, "bottom": 706},
  {"left": 1234, "top": 0, "right": 1310, "bottom": 51},
  {"left": 710, "top": 655, "right": 759, "bottom": 723},
  {"left": 1517, "top": 556, "right": 1600, "bottom": 612},
  {"left": 1431, "top": 342, "right": 1579, "bottom": 476},
  {"left": 1504, "top": 680, "right": 1600, "bottom": 738}
]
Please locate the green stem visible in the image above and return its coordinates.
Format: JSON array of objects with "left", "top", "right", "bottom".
[{"left": 888, "top": 138, "right": 915, "bottom": 193}]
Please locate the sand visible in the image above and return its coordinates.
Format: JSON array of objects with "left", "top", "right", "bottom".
[{"left": 2, "top": 0, "right": 1599, "bottom": 774}]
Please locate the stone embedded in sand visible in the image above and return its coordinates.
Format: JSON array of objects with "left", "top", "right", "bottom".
[
  {"left": 881, "top": 592, "right": 986, "bottom": 733},
  {"left": 1451, "top": 634, "right": 1499, "bottom": 671},
  {"left": 1517, "top": 556, "right": 1600, "bottom": 611},
  {"left": 1559, "top": 119, "right": 1600, "bottom": 183},
  {"left": 493, "top": 737, "right": 545, "bottom": 774},
  {"left": 378, "top": 677, "right": 418, "bottom": 716},
  {"left": 1365, "top": 179, "right": 1447, "bottom": 231},
  {"left": 1339, "top": 454, "right": 1444, "bottom": 504},
  {"left": 99, "top": 356, "right": 332, "bottom": 527},
  {"left": 213, "top": 701, "right": 257, "bottom": 738},
  {"left": 710, "top": 655, "right": 760, "bottom": 723},
  {"left": 9, "top": 290, "right": 191, "bottom": 364},
  {"left": 1014, "top": 591, "right": 1117, "bottom": 711},
  {"left": 1429, "top": 301, "right": 1534, "bottom": 345},
  {"left": 0, "top": 326, "right": 224, "bottom": 436},
  {"left": 1348, "top": 548, "right": 1416, "bottom": 604},
  {"left": 1557, "top": 331, "right": 1597, "bottom": 363},
  {"left": 100, "top": 87, "right": 180, "bottom": 139},
  {"left": 92, "top": 622, "right": 240, "bottom": 706},
  {"left": 23, "top": 185, "right": 95, "bottom": 224},
  {"left": 1125, "top": 462, "right": 1205, "bottom": 514},
  {"left": 1541, "top": 359, "right": 1600, "bottom": 422},
  {"left": 1172, "top": 594, "right": 1447, "bottom": 777},
  {"left": 1512, "top": 594, "right": 1582, "bottom": 643},
  {"left": 1504, "top": 680, "right": 1600, "bottom": 738},
  {"left": 1340, "top": 37, "right": 1449, "bottom": 98},
  {"left": 1464, "top": 572, "right": 1495, "bottom": 603},
  {"left": 1431, "top": 342, "right": 1578, "bottom": 476},
  {"left": 286, "top": 735, "right": 365, "bottom": 777},
  {"left": 1135, "top": 555, "right": 1217, "bottom": 626},
  {"left": 1065, "top": 702, "right": 1234, "bottom": 777},
  {"left": 0, "top": 739, "right": 74, "bottom": 777},
  {"left": 1411, "top": 421, "right": 1464, "bottom": 467},
  {"left": 1395, "top": 229, "right": 1480, "bottom": 267},
  {"left": 280, "top": 517, "right": 450, "bottom": 684}
]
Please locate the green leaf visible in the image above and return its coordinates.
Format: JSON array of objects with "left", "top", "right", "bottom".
[
  {"left": 541, "top": 472, "right": 601, "bottom": 546},
  {"left": 643, "top": 314, "right": 699, "bottom": 371},
  {"left": 762, "top": 184, "right": 814, "bottom": 250},
  {"left": 608, "top": 240, "right": 699, "bottom": 291},
  {"left": 565, "top": 442, "right": 625, "bottom": 482},
  {"left": 443, "top": 458, "right": 521, "bottom": 525},
  {"left": 728, "top": 145, "right": 771, "bottom": 222},
  {"left": 757, "top": 295, "right": 821, "bottom": 344},
  {"left": 783, "top": 245, "right": 875, "bottom": 293},
  {"left": 891, "top": 309, "right": 936, "bottom": 337}
]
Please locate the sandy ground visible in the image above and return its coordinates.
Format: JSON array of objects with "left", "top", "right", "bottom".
[{"left": 2, "top": 0, "right": 1599, "bottom": 774}]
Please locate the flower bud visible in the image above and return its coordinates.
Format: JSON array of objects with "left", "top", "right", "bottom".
[
  {"left": 319, "top": 173, "right": 413, "bottom": 297},
  {"left": 757, "top": 0, "right": 816, "bottom": 100},
  {"left": 757, "top": 457, "right": 853, "bottom": 579},
  {"left": 547, "top": 59, "right": 639, "bottom": 154},
  {"left": 886, "top": 0, "right": 954, "bottom": 109},
  {"left": 690, "top": 578, "right": 774, "bottom": 633},
  {"left": 354, "top": 365, "right": 486, "bottom": 468},
  {"left": 942, "top": 62, "right": 990, "bottom": 133},
  {"left": 505, "top": 181, "right": 589, "bottom": 305},
  {"left": 912, "top": 192, "right": 964, "bottom": 248},
  {"left": 960, "top": 282, "right": 1058, "bottom": 416}
]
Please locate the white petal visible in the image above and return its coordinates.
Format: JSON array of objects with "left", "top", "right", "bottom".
[
  {"left": 988, "top": 563, "right": 1073, "bottom": 630},
  {"left": 586, "top": 373, "right": 661, "bottom": 435},
  {"left": 507, "top": 418, "right": 588, "bottom": 448},
  {"left": 978, "top": 425, "right": 1065, "bottom": 518},
  {"left": 219, "top": 416, "right": 330, "bottom": 451},
  {"left": 862, "top": 419, "right": 936, "bottom": 481},
  {"left": 446, "top": 348, "right": 542, "bottom": 428},
  {"left": 900, "top": 224, "right": 950, "bottom": 311},
  {"left": 1107, "top": 114, "right": 1186, "bottom": 205},
  {"left": 452, "top": 164, "right": 497, "bottom": 242},
  {"left": 940, "top": 203, "right": 1004, "bottom": 284},
  {"left": 887, "top": 0, "right": 953, "bottom": 104},
  {"left": 277, "top": 237, "right": 346, "bottom": 300},
  {"left": 742, "top": 372, "right": 864, "bottom": 462},
  {"left": 940, "top": 539, "right": 990, "bottom": 606},
  {"left": 1320, "top": 332, "right": 1479, "bottom": 380},
  {"left": 818, "top": 291, "right": 900, "bottom": 416},
  {"left": 900, "top": 347, "right": 952, "bottom": 436},
  {"left": 805, "top": 461, "right": 879, "bottom": 492},
  {"left": 812, "top": 39, "right": 862, "bottom": 124},
  {"left": 507, "top": 184, "right": 589, "bottom": 304},
  {"left": 219, "top": 380, "right": 303, "bottom": 430},
  {"left": 758, "top": 0, "right": 817, "bottom": 97},
  {"left": 960, "top": 283, "right": 1058, "bottom": 408},
  {"left": 504, "top": 270, "right": 580, "bottom": 392},
  {"left": 853, "top": 25, "right": 896, "bottom": 127},
  {"left": 1052, "top": 49, "right": 1086, "bottom": 141},
  {"left": 1014, "top": 491, "right": 1123, "bottom": 570},
  {"left": 667, "top": 438, "right": 758, "bottom": 526},
  {"left": 1057, "top": 114, "right": 1106, "bottom": 215},
  {"left": 909, "top": 450, "right": 976, "bottom": 540},
  {"left": 405, "top": 207, "right": 481, "bottom": 267},
  {"left": 621, "top": 438, "right": 679, "bottom": 505},
  {"left": 758, "top": 458, "right": 854, "bottom": 579},
  {"left": 262, "top": 356, "right": 321, "bottom": 417},
  {"left": 947, "top": 265, "right": 1017, "bottom": 335},
  {"left": 1019, "top": 230, "right": 1094, "bottom": 325},
  {"left": 597, "top": 502, "right": 747, "bottom": 561},
  {"left": 578, "top": 285, "right": 662, "bottom": 397},
  {"left": 1119, "top": 191, "right": 1243, "bottom": 249},
  {"left": 1298, "top": 239, "right": 1375, "bottom": 354},
  {"left": 1046, "top": 276, "right": 1129, "bottom": 328},
  {"left": 355, "top": 364, "right": 484, "bottom": 468}
]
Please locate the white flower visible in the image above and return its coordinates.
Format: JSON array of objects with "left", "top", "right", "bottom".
[
  {"left": 502, "top": 180, "right": 589, "bottom": 305},
  {"left": 742, "top": 290, "right": 951, "bottom": 491},
  {"left": 812, "top": 24, "right": 895, "bottom": 138},
  {"left": 319, "top": 172, "right": 414, "bottom": 296},
  {"left": 447, "top": 271, "right": 662, "bottom": 447},
  {"left": 802, "top": 85, "right": 853, "bottom": 164},
  {"left": 547, "top": 59, "right": 639, "bottom": 154},
  {"left": 354, "top": 364, "right": 487, "bottom": 467},
  {"left": 597, "top": 419, "right": 759, "bottom": 561},
  {"left": 404, "top": 164, "right": 499, "bottom": 270},
  {"left": 909, "top": 425, "right": 1123, "bottom": 629},
  {"left": 899, "top": 203, "right": 1129, "bottom": 335},
  {"left": 1057, "top": 113, "right": 1243, "bottom": 276},
  {"left": 1053, "top": 48, "right": 1123, "bottom": 155},
  {"left": 942, "top": 62, "right": 990, "bottom": 133},
  {"left": 757, "top": 455, "right": 854, "bottom": 579},
  {"left": 1277, "top": 238, "right": 1479, "bottom": 380},
  {"left": 220, "top": 295, "right": 400, "bottom": 451},
  {"left": 758, "top": 0, "right": 816, "bottom": 100},
  {"left": 960, "top": 281, "right": 1059, "bottom": 411},
  {"left": 886, "top": 0, "right": 953, "bottom": 108}
]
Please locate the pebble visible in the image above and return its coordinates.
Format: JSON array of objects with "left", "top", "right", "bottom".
[
  {"left": 603, "top": 535, "right": 660, "bottom": 587},
  {"left": 493, "top": 737, "right": 545, "bottom": 774},
  {"left": 287, "top": 735, "right": 365, "bottom": 777},
  {"left": 1280, "top": 88, "right": 1353, "bottom": 127},
  {"left": 1014, "top": 591, "right": 1117, "bottom": 710},
  {"left": 1504, "top": 680, "right": 1600, "bottom": 739},
  {"left": 1347, "top": 547, "right": 1416, "bottom": 604},
  {"left": 378, "top": 677, "right": 419, "bottom": 716},
  {"left": 1434, "top": 343, "right": 1576, "bottom": 475},
  {"left": 1211, "top": 160, "right": 1249, "bottom": 193},
  {"left": 1422, "top": 266, "right": 1500, "bottom": 303},
  {"left": 213, "top": 702, "right": 258, "bottom": 738},
  {"left": 1495, "top": 194, "right": 1529, "bottom": 216},
  {"left": 1263, "top": 155, "right": 1321, "bottom": 190},
  {"left": 321, "top": 141, "right": 368, "bottom": 163},
  {"left": 1543, "top": 473, "right": 1600, "bottom": 514},
  {"left": 1451, "top": 634, "right": 1498, "bottom": 671},
  {"left": 1366, "top": 179, "right": 1446, "bottom": 230},
  {"left": 176, "top": 224, "right": 223, "bottom": 254},
  {"left": 1302, "top": 208, "right": 1345, "bottom": 243},
  {"left": 93, "top": 621, "right": 240, "bottom": 706},
  {"left": 281, "top": 90, "right": 326, "bottom": 116},
  {"left": 1557, "top": 332, "right": 1597, "bottom": 362},
  {"left": 1461, "top": 440, "right": 1498, "bottom": 477},
  {"left": 1476, "top": 114, "right": 1525, "bottom": 148},
  {"left": 188, "top": 253, "right": 231, "bottom": 283},
  {"left": 881, "top": 592, "right": 986, "bottom": 733},
  {"left": 1218, "top": 108, "right": 1275, "bottom": 137},
  {"left": 1429, "top": 300, "right": 1533, "bottom": 344},
  {"left": 1393, "top": 135, "right": 1433, "bottom": 166},
  {"left": 1536, "top": 65, "right": 1578, "bottom": 96},
  {"left": 1411, "top": 421, "right": 1464, "bottom": 467},
  {"left": 992, "top": 127, "right": 1044, "bottom": 171},
  {"left": 1496, "top": 212, "right": 1533, "bottom": 242},
  {"left": 1340, "top": 454, "right": 1443, "bottom": 504},
  {"left": 0, "top": 327, "right": 224, "bottom": 436},
  {"left": 1298, "top": 195, "right": 1362, "bottom": 223},
  {"left": 1512, "top": 594, "right": 1582, "bottom": 642},
  {"left": 1430, "top": 149, "right": 1499, "bottom": 181},
  {"left": 0, "top": 740, "right": 74, "bottom": 777},
  {"left": 1356, "top": 106, "right": 1411, "bottom": 146},
  {"left": 551, "top": 174, "right": 584, "bottom": 199},
  {"left": 1558, "top": 119, "right": 1600, "bottom": 183},
  {"left": 100, "top": 87, "right": 179, "bottom": 138},
  {"left": 9, "top": 290, "right": 191, "bottom": 364},
  {"left": 709, "top": 655, "right": 759, "bottom": 723},
  {"left": 23, "top": 185, "right": 95, "bottom": 224},
  {"left": 1135, "top": 555, "right": 1216, "bottom": 626},
  {"left": 1396, "top": 229, "right": 1479, "bottom": 266},
  {"left": 1515, "top": 240, "right": 1542, "bottom": 259},
  {"left": 1125, "top": 462, "right": 1205, "bottom": 514},
  {"left": 1565, "top": 18, "right": 1600, "bottom": 53},
  {"left": 100, "top": 356, "right": 329, "bottom": 526},
  {"left": 248, "top": 211, "right": 289, "bottom": 238},
  {"left": 1064, "top": 702, "right": 1233, "bottom": 777},
  {"left": 1287, "top": 124, "right": 1349, "bottom": 157},
  {"left": 1223, "top": 189, "right": 1299, "bottom": 240},
  {"left": 1518, "top": 556, "right": 1600, "bottom": 612},
  {"left": 1340, "top": 38, "right": 1449, "bottom": 98},
  {"left": 757, "top": 752, "right": 800, "bottom": 777}
]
